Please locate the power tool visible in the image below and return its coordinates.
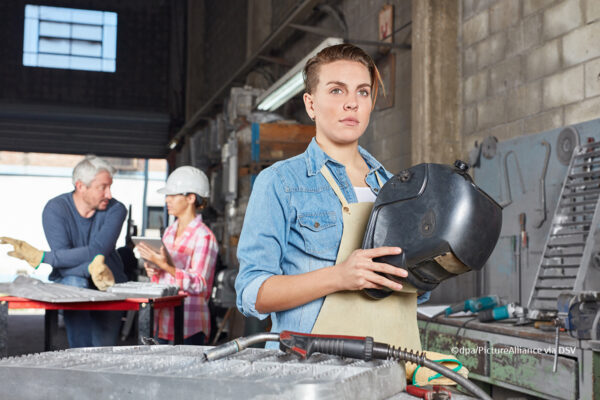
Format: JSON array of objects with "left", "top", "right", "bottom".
[
  {"left": 444, "top": 295, "right": 500, "bottom": 317},
  {"left": 478, "top": 303, "right": 525, "bottom": 322}
]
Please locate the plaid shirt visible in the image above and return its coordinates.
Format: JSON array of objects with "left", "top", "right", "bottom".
[{"left": 153, "top": 215, "right": 218, "bottom": 340}]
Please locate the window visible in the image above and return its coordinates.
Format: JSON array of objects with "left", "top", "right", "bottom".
[
  {"left": 23, "top": 5, "right": 117, "bottom": 72},
  {"left": 146, "top": 206, "right": 165, "bottom": 231}
]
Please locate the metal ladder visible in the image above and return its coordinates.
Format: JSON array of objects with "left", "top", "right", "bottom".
[{"left": 528, "top": 141, "right": 600, "bottom": 311}]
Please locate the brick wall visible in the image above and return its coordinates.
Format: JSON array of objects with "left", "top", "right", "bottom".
[{"left": 461, "top": 0, "right": 600, "bottom": 148}]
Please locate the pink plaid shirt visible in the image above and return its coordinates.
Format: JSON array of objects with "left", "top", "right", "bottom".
[{"left": 152, "top": 215, "right": 218, "bottom": 340}]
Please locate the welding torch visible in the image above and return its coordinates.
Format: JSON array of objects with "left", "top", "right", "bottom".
[{"left": 204, "top": 331, "right": 492, "bottom": 400}]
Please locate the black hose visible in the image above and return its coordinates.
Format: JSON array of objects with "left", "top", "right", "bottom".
[
  {"left": 374, "top": 345, "right": 491, "bottom": 400},
  {"left": 305, "top": 337, "right": 491, "bottom": 400}
]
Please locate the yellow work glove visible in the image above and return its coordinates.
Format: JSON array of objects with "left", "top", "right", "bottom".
[
  {"left": 0, "top": 236, "right": 45, "bottom": 268},
  {"left": 88, "top": 254, "right": 115, "bottom": 291}
]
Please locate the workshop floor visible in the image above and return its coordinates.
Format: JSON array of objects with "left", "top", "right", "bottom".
[{"left": 5, "top": 310, "right": 138, "bottom": 357}]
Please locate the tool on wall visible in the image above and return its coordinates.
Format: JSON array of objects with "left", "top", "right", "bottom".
[
  {"left": 535, "top": 141, "right": 551, "bottom": 228},
  {"left": 500, "top": 150, "right": 526, "bottom": 207},
  {"left": 518, "top": 213, "right": 528, "bottom": 304},
  {"left": 204, "top": 331, "right": 492, "bottom": 400}
]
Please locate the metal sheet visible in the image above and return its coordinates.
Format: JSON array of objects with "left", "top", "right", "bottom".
[
  {"left": 490, "top": 343, "right": 577, "bottom": 400},
  {"left": 107, "top": 282, "right": 179, "bottom": 298},
  {"left": 419, "top": 317, "right": 583, "bottom": 399},
  {"left": 0, "top": 345, "right": 406, "bottom": 400},
  {"left": 0, "top": 276, "right": 127, "bottom": 303},
  {"left": 424, "top": 330, "right": 489, "bottom": 376}
]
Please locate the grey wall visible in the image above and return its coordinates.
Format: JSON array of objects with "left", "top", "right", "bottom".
[
  {"left": 348, "top": 0, "right": 413, "bottom": 174},
  {"left": 461, "top": 0, "right": 600, "bottom": 152}
]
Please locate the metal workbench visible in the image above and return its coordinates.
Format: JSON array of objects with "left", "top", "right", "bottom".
[
  {"left": 0, "top": 344, "right": 479, "bottom": 400},
  {"left": 418, "top": 315, "right": 600, "bottom": 399},
  {"left": 0, "top": 278, "right": 186, "bottom": 355}
]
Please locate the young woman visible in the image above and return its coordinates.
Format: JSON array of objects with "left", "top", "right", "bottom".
[
  {"left": 137, "top": 166, "right": 218, "bottom": 345},
  {"left": 235, "top": 44, "right": 429, "bottom": 350}
]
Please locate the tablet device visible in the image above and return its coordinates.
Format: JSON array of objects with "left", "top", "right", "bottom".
[{"left": 131, "top": 236, "right": 174, "bottom": 265}]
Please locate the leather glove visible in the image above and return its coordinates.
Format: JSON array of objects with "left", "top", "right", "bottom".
[
  {"left": 88, "top": 254, "right": 115, "bottom": 291},
  {"left": 0, "top": 236, "right": 44, "bottom": 268}
]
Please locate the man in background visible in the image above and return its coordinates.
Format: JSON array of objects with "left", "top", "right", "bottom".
[{"left": 2, "top": 155, "right": 127, "bottom": 347}]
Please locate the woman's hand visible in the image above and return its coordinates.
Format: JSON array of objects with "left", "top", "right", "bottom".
[
  {"left": 143, "top": 261, "right": 160, "bottom": 278},
  {"left": 137, "top": 243, "right": 176, "bottom": 277},
  {"left": 136, "top": 242, "right": 163, "bottom": 265},
  {"left": 332, "top": 247, "right": 408, "bottom": 291}
]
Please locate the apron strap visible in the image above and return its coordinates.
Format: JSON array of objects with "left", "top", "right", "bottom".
[
  {"left": 320, "top": 165, "right": 385, "bottom": 214},
  {"left": 375, "top": 170, "right": 383, "bottom": 187},
  {"left": 320, "top": 165, "right": 350, "bottom": 213}
]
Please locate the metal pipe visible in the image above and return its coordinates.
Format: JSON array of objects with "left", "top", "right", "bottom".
[{"left": 204, "top": 332, "right": 280, "bottom": 361}]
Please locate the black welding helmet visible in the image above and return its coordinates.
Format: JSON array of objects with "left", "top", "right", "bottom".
[{"left": 362, "top": 160, "right": 502, "bottom": 298}]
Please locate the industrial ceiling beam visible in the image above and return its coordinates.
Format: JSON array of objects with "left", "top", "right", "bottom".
[
  {"left": 168, "top": 0, "right": 323, "bottom": 151},
  {"left": 288, "top": 23, "right": 411, "bottom": 49}
]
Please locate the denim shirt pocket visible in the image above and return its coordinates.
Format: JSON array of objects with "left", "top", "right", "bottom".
[{"left": 297, "top": 211, "right": 339, "bottom": 259}]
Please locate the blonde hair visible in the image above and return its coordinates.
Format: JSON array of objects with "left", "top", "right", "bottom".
[{"left": 303, "top": 43, "right": 385, "bottom": 103}]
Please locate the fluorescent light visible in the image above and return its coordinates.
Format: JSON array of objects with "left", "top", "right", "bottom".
[
  {"left": 257, "top": 73, "right": 304, "bottom": 111},
  {"left": 256, "top": 37, "right": 343, "bottom": 111}
]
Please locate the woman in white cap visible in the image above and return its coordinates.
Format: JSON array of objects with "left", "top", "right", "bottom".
[{"left": 137, "top": 166, "right": 218, "bottom": 345}]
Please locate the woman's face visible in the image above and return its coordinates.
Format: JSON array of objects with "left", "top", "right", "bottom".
[
  {"left": 165, "top": 194, "right": 194, "bottom": 217},
  {"left": 303, "top": 60, "right": 373, "bottom": 146}
]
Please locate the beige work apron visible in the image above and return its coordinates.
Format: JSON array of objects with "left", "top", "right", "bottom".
[{"left": 311, "top": 166, "right": 422, "bottom": 352}]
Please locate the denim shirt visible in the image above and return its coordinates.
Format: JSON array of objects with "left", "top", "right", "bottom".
[{"left": 235, "top": 138, "right": 430, "bottom": 344}]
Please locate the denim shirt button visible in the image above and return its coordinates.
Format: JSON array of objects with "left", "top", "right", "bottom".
[
  {"left": 374, "top": 188, "right": 379, "bottom": 192},
  {"left": 314, "top": 222, "right": 320, "bottom": 228}
]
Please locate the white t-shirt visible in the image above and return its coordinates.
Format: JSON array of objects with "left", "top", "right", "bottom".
[{"left": 354, "top": 186, "right": 377, "bottom": 203}]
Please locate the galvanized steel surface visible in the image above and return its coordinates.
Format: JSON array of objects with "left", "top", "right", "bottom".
[
  {"left": 0, "top": 345, "right": 406, "bottom": 399},
  {"left": 107, "top": 281, "right": 179, "bottom": 298},
  {"left": 0, "top": 276, "right": 127, "bottom": 303}
]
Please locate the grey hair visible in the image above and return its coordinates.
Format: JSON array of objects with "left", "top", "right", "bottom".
[{"left": 72, "top": 155, "right": 116, "bottom": 186}]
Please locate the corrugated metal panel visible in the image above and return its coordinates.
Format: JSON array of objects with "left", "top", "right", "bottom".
[{"left": 0, "top": 103, "right": 170, "bottom": 158}]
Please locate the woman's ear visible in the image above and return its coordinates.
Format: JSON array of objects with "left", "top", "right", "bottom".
[
  {"left": 186, "top": 193, "right": 197, "bottom": 205},
  {"left": 303, "top": 92, "right": 315, "bottom": 121}
]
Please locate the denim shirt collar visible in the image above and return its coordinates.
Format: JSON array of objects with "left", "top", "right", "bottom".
[{"left": 304, "top": 137, "right": 386, "bottom": 177}]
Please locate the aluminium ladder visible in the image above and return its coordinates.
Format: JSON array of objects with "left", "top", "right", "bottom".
[{"left": 528, "top": 141, "right": 600, "bottom": 311}]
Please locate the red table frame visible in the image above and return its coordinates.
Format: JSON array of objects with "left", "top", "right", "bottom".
[{"left": 0, "top": 295, "right": 185, "bottom": 356}]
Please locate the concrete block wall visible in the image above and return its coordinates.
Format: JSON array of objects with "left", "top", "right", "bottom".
[
  {"left": 342, "top": 0, "right": 413, "bottom": 174},
  {"left": 461, "top": 0, "right": 600, "bottom": 149}
]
